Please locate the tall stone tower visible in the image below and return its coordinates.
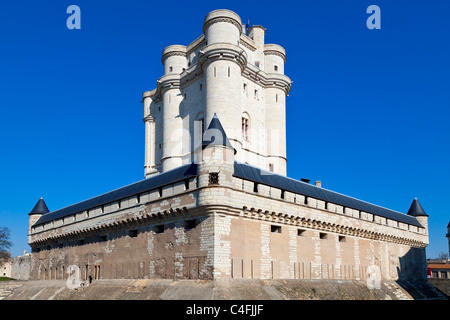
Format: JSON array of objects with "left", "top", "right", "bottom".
[{"left": 142, "top": 9, "right": 292, "bottom": 178}]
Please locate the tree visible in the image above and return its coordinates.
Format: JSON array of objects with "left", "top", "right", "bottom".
[
  {"left": 0, "top": 226, "right": 12, "bottom": 261},
  {"left": 437, "top": 252, "right": 449, "bottom": 260}
]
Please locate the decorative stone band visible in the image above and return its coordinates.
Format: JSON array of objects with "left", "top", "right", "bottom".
[
  {"left": 143, "top": 115, "right": 155, "bottom": 123},
  {"left": 242, "top": 206, "right": 428, "bottom": 249},
  {"left": 264, "top": 73, "right": 292, "bottom": 95},
  {"left": 264, "top": 44, "right": 287, "bottom": 63},
  {"left": 240, "top": 35, "right": 257, "bottom": 52},
  {"left": 156, "top": 74, "right": 181, "bottom": 94},
  {"left": 203, "top": 17, "right": 243, "bottom": 36},
  {"left": 198, "top": 44, "right": 248, "bottom": 73},
  {"left": 30, "top": 200, "right": 427, "bottom": 250},
  {"left": 142, "top": 89, "right": 160, "bottom": 103},
  {"left": 29, "top": 206, "right": 192, "bottom": 246},
  {"left": 161, "top": 45, "right": 187, "bottom": 64}
]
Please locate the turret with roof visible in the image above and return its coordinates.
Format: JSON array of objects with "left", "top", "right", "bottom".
[
  {"left": 28, "top": 197, "right": 50, "bottom": 244},
  {"left": 197, "top": 114, "right": 235, "bottom": 189},
  {"left": 407, "top": 197, "right": 429, "bottom": 234}
]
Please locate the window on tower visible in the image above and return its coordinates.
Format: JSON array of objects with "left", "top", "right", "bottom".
[{"left": 242, "top": 116, "right": 249, "bottom": 141}]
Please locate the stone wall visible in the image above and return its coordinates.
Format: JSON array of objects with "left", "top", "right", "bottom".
[{"left": 11, "top": 255, "right": 30, "bottom": 281}]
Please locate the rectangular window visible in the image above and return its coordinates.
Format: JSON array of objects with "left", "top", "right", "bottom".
[
  {"left": 253, "top": 182, "right": 258, "bottom": 193},
  {"left": 184, "top": 219, "right": 196, "bottom": 231},
  {"left": 274, "top": 65, "right": 278, "bottom": 71},
  {"left": 129, "top": 230, "right": 138, "bottom": 238},
  {"left": 169, "top": 66, "right": 173, "bottom": 72},
  {"left": 298, "top": 229, "right": 306, "bottom": 236},
  {"left": 184, "top": 179, "right": 190, "bottom": 190},
  {"left": 155, "top": 225, "right": 164, "bottom": 234},
  {"left": 158, "top": 187, "right": 163, "bottom": 197},
  {"left": 319, "top": 232, "right": 328, "bottom": 240},
  {"left": 255, "top": 61, "right": 260, "bottom": 68},
  {"left": 338, "top": 236, "right": 346, "bottom": 242},
  {"left": 242, "top": 117, "right": 248, "bottom": 140},
  {"left": 271, "top": 225, "right": 281, "bottom": 233},
  {"left": 269, "top": 163, "right": 274, "bottom": 172},
  {"left": 209, "top": 172, "right": 219, "bottom": 185}
]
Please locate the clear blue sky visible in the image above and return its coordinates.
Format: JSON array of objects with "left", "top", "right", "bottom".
[{"left": 1, "top": 0, "right": 449, "bottom": 259}]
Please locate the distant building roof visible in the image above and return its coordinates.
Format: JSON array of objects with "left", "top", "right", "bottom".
[
  {"left": 33, "top": 163, "right": 198, "bottom": 226},
  {"left": 233, "top": 162, "right": 423, "bottom": 228},
  {"left": 29, "top": 197, "right": 50, "bottom": 216},
  {"left": 427, "top": 264, "right": 450, "bottom": 270}
]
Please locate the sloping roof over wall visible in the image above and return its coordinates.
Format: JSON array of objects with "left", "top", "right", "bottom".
[
  {"left": 34, "top": 163, "right": 198, "bottom": 226},
  {"left": 233, "top": 162, "right": 423, "bottom": 228}
]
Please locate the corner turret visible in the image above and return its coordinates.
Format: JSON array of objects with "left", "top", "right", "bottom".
[
  {"left": 28, "top": 197, "right": 49, "bottom": 243},
  {"left": 407, "top": 197, "right": 428, "bottom": 235}
]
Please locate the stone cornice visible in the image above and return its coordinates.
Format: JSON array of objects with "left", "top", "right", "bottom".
[
  {"left": 143, "top": 115, "right": 155, "bottom": 123},
  {"left": 161, "top": 45, "right": 187, "bottom": 64},
  {"left": 241, "top": 206, "right": 427, "bottom": 249},
  {"left": 198, "top": 44, "right": 248, "bottom": 73},
  {"left": 242, "top": 66, "right": 292, "bottom": 95},
  {"left": 240, "top": 34, "right": 257, "bottom": 52},
  {"left": 157, "top": 74, "right": 181, "bottom": 93},
  {"left": 203, "top": 17, "right": 242, "bottom": 36}
]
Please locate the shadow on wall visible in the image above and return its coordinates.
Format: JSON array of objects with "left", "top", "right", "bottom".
[{"left": 395, "top": 247, "right": 448, "bottom": 300}]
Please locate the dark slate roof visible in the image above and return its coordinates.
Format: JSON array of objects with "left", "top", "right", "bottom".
[
  {"left": 202, "top": 113, "right": 236, "bottom": 154},
  {"left": 233, "top": 162, "right": 423, "bottom": 228},
  {"left": 29, "top": 197, "right": 50, "bottom": 215},
  {"left": 34, "top": 163, "right": 198, "bottom": 226},
  {"left": 406, "top": 197, "right": 428, "bottom": 217}
]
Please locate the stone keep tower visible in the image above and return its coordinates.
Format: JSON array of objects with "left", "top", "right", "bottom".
[{"left": 142, "top": 9, "right": 292, "bottom": 178}]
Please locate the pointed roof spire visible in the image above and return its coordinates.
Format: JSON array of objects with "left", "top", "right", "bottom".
[
  {"left": 407, "top": 197, "right": 428, "bottom": 217},
  {"left": 29, "top": 197, "right": 50, "bottom": 216},
  {"left": 202, "top": 113, "right": 236, "bottom": 154}
]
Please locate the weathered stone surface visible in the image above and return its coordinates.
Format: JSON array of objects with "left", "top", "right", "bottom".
[{"left": 1, "top": 279, "right": 447, "bottom": 300}]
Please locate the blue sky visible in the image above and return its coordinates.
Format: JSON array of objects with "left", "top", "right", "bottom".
[{"left": 0, "top": 0, "right": 449, "bottom": 259}]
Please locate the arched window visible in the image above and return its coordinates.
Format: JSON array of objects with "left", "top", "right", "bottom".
[{"left": 242, "top": 112, "right": 250, "bottom": 141}]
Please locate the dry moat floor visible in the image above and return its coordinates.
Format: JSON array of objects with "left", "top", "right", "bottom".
[{"left": 0, "top": 278, "right": 447, "bottom": 300}]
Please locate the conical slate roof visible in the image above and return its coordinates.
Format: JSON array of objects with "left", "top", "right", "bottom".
[
  {"left": 201, "top": 113, "right": 236, "bottom": 154},
  {"left": 29, "top": 197, "right": 50, "bottom": 216},
  {"left": 407, "top": 197, "right": 428, "bottom": 217}
]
